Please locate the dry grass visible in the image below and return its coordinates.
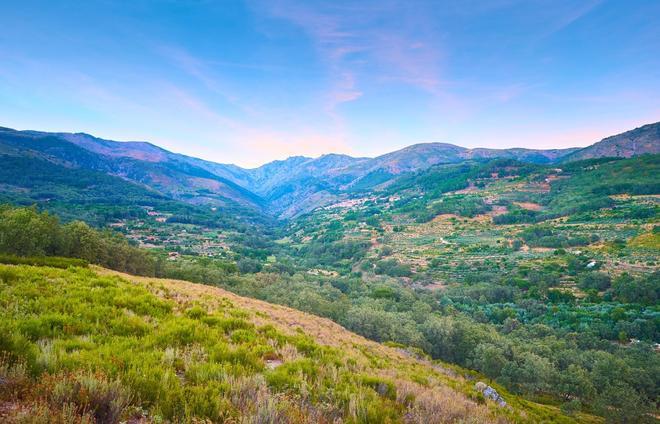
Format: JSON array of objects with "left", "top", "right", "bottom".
[
  {"left": 93, "top": 267, "right": 515, "bottom": 423},
  {"left": 88, "top": 267, "right": 597, "bottom": 423},
  {"left": 95, "top": 267, "right": 409, "bottom": 359}
]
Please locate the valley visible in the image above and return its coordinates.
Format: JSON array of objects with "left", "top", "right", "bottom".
[
  {"left": 2, "top": 1, "right": 658, "bottom": 421},
  {"left": 0, "top": 122, "right": 658, "bottom": 422}
]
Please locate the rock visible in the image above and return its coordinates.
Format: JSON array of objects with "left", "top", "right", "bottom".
[
  {"left": 475, "top": 381, "right": 487, "bottom": 392},
  {"left": 475, "top": 381, "right": 507, "bottom": 407}
]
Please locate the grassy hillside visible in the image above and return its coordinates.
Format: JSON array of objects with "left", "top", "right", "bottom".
[{"left": 0, "top": 262, "right": 588, "bottom": 423}]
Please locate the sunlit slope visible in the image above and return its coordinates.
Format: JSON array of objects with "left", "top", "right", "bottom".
[{"left": 0, "top": 264, "right": 593, "bottom": 423}]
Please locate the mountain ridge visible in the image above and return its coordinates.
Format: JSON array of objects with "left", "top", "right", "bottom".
[
  {"left": 1, "top": 121, "right": 658, "bottom": 218},
  {"left": 561, "top": 122, "right": 660, "bottom": 162}
]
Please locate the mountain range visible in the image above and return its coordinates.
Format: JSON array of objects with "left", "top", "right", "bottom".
[{"left": 1, "top": 121, "right": 658, "bottom": 218}]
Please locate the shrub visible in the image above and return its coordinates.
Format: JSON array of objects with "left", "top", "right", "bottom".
[
  {"left": 0, "top": 254, "right": 88, "bottom": 268},
  {"left": 47, "top": 372, "right": 133, "bottom": 424},
  {"left": 265, "top": 359, "right": 317, "bottom": 391},
  {"left": 360, "top": 375, "right": 397, "bottom": 400}
]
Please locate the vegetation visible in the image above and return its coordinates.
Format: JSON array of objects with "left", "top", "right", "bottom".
[
  {"left": 0, "top": 205, "right": 154, "bottom": 275},
  {"left": 0, "top": 263, "right": 574, "bottom": 423},
  {"left": 0, "top": 153, "right": 658, "bottom": 422},
  {"left": 0, "top": 154, "right": 274, "bottom": 232}
]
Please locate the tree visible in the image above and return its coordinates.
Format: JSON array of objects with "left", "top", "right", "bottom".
[
  {"left": 499, "top": 352, "right": 554, "bottom": 395},
  {"left": 578, "top": 272, "right": 611, "bottom": 291},
  {"left": 62, "top": 221, "right": 103, "bottom": 262},
  {"left": 472, "top": 343, "right": 507, "bottom": 379},
  {"left": 595, "top": 384, "right": 651, "bottom": 423},
  {"left": 612, "top": 272, "right": 659, "bottom": 305},
  {"left": 237, "top": 257, "right": 262, "bottom": 274},
  {"left": 557, "top": 364, "right": 595, "bottom": 400},
  {"left": 0, "top": 206, "right": 60, "bottom": 256}
]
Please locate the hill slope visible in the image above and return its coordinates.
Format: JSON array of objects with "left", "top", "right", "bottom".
[
  {"left": 0, "top": 154, "right": 169, "bottom": 225},
  {"left": 562, "top": 122, "right": 660, "bottom": 162},
  {"left": 0, "top": 263, "right": 586, "bottom": 423},
  {"left": 241, "top": 144, "right": 579, "bottom": 217},
  {"left": 0, "top": 127, "right": 263, "bottom": 211}
]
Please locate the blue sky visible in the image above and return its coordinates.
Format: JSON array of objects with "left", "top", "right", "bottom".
[{"left": 1, "top": 0, "right": 659, "bottom": 167}]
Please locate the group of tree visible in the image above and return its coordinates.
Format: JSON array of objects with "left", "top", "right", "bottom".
[
  {"left": 0, "top": 205, "right": 154, "bottom": 275},
  {"left": 215, "top": 269, "right": 658, "bottom": 422},
  {"left": 0, "top": 205, "right": 242, "bottom": 283}
]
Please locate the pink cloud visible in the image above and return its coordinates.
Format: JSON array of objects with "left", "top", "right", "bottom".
[
  {"left": 150, "top": 82, "right": 354, "bottom": 167},
  {"left": 242, "top": 129, "right": 353, "bottom": 164}
]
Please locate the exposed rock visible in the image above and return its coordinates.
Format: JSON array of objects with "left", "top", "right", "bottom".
[{"left": 475, "top": 381, "right": 507, "bottom": 407}]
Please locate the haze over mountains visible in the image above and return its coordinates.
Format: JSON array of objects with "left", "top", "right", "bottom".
[{"left": 1, "top": 122, "right": 658, "bottom": 218}]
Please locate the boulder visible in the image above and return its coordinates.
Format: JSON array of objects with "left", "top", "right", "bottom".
[{"left": 475, "top": 381, "right": 506, "bottom": 407}]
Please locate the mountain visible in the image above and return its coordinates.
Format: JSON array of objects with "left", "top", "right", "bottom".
[
  {"left": 562, "top": 121, "right": 660, "bottom": 162},
  {"left": 249, "top": 153, "right": 367, "bottom": 194},
  {"left": 242, "top": 154, "right": 369, "bottom": 218},
  {"left": 338, "top": 143, "right": 580, "bottom": 191},
  {"left": 2, "top": 122, "right": 657, "bottom": 219},
  {"left": 0, "top": 153, "right": 168, "bottom": 224},
  {"left": 0, "top": 128, "right": 263, "bottom": 210},
  {"left": 232, "top": 143, "right": 580, "bottom": 217}
]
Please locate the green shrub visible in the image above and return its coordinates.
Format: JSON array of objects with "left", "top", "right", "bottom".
[
  {"left": 265, "top": 359, "right": 317, "bottom": 391},
  {"left": 360, "top": 375, "right": 397, "bottom": 400},
  {"left": 0, "top": 254, "right": 88, "bottom": 268}
]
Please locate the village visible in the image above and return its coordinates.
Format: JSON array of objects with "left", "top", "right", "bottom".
[{"left": 109, "top": 207, "right": 233, "bottom": 259}]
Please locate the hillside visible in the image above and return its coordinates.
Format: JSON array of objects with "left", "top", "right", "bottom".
[
  {"left": 0, "top": 154, "right": 169, "bottom": 225},
  {"left": 0, "top": 262, "right": 586, "bottom": 423},
  {"left": 0, "top": 128, "right": 264, "bottom": 211},
  {"left": 277, "top": 155, "right": 659, "bottom": 422},
  {"left": 562, "top": 122, "right": 660, "bottom": 162},
  {"left": 243, "top": 144, "right": 580, "bottom": 217}
]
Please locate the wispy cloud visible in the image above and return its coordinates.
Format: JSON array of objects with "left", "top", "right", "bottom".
[
  {"left": 542, "top": 0, "right": 603, "bottom": 38},
  {"left": 252, "top": 0, "right": 447, "bottom": 101},
  {"left": 155, "top": 45, "right": 250, "bottom": 111}
]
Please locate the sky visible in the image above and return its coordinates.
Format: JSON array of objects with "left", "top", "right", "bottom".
[{"left": 0, "top": 0, "right": 659, "bottom": 167}]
